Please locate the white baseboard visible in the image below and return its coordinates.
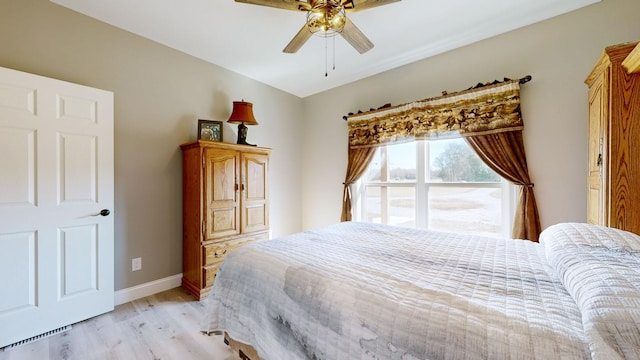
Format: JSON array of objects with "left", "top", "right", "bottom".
[{"left": 114, "top": 274, "right": 182, "bottom": 306}]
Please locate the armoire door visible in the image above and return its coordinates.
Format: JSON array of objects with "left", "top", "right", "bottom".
[
  {"left": 241, "top": 152, "right": 269, "bottom": 234},
  {"left": 205, "top": 147, "right": 240, "bottom": 240},
  {"left": 586, "top": 69, "right": 607, "bottom": 225},
  {"left": 0, "top": 66, "right": 114, "bottom": 348}
]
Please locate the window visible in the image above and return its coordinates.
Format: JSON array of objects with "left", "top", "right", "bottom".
[{"left": 353, "top": 138, "right": 515, "bottom": 238}]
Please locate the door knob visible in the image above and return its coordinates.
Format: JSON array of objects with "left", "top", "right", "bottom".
[{"left": 93, "top": 209, "right": 111, "bottom": 216}]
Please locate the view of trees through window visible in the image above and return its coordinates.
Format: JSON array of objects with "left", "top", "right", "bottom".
[
  {"left": 433, "top": 141, "right": 501, "bottom": 182},
  {"left": 357, "top": 138, "right": 511, "bottom": 238}
]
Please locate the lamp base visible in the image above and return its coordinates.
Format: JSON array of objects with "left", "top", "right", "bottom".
[{"left": 236, "top": 123, "right": 256, "bottom": 146}]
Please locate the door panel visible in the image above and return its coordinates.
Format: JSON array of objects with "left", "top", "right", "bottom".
[
  {"left": 0, "top": 82, "right": 37, "bottom": 116},
  {"left": 58, "top": 133, "right": 97, "bottom": 204},
  {"left": 0, "top": 66, "right": 114, "bottom": 348},
  {"left": 0, "top": 232, "right": 37, "bottom": 314},
  {"left": 0, "top": 128, "right": 36, "bottom": 206},
  {"left": 57, "top": 94, "right": 98, "bottom": 123},
  {"left": 59, "top": 224, "right": 98, "bottom": 297}
]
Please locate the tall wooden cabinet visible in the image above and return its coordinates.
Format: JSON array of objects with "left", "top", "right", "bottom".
[
  {"left": 585, "top": 42, "right": 640, "bottom": 234},
  {"left": 181, "top": 140, "right": 271, "bottom": 300}
]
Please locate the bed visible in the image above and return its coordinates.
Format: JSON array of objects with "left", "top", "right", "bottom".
[{"left": 201, "top": 222, "right": 640, "bottom": 360}]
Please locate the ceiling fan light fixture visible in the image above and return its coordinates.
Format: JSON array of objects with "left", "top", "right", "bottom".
[
  {"left": 331, "top": 12, "right": 346, "bottom": 27},
  {"left": 306, "top": 2, "right": 346, "bottom": 37}
]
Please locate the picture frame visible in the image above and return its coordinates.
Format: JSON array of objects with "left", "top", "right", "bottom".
[{"left": 197, "top": 119, "right": 223, "bottom": 142}]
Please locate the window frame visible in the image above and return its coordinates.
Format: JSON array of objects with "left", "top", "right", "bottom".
[{"left": 352, "top": 140, "right": 516, "bottom": 238}]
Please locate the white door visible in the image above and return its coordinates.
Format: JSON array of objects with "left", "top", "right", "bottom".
[{"left": 0, "top": 66, "right": 114, "bottom": 348}]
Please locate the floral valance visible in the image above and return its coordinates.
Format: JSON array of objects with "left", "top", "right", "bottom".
[{"left": 346, "top": 79, "right": 524, "bottom": 149}]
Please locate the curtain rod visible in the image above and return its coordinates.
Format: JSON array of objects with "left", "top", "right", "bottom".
[
  {"left": 343, "top": 75, "right": 532, "bottom": 121},
  {"left": 519, "top": 75, "right": 532, "bottom": 84}
]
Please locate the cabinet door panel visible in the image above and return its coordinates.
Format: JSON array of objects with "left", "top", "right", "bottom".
[
  {"left": 242, "top": 152, "right": 269, "bottom": 233},
  {"left": 205, "top": 148, "right": 240, "bottom": 239}
]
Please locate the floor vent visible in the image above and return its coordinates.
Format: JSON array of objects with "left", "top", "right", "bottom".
[{"left": 2, "top": 325, "right": 72, "bottom": 352}]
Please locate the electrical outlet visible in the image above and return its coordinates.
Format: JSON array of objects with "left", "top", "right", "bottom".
[{"left": 132, "top": 257, "right": 142, "bottom": 271}]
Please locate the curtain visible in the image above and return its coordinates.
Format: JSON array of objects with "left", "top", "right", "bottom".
[
  {"left": 464, "top": 131, "right": 542, "bottom": 241},
  {"left": 340, "top": 147, "right": 377, "bottom": 222},
  {"left": 342, "top": 78, "right": 541, "bottom": 241}
]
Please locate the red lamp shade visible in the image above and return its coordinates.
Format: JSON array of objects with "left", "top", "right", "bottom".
[{"left": 227, "top": 101, "right": 258, "bottom": 126}]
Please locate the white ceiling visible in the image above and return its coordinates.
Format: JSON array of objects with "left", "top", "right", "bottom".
[{"left": 51, "top": 0, "right": 598, "bottom": 98}]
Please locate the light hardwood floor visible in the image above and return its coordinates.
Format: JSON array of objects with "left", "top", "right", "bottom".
[{"left": 0, "top": 288, "right": 236, "bottom": 360}]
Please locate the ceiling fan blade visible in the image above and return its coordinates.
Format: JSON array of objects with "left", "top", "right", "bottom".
[
  {"left": 234, "top": 0, "right": 310, "bottom": 11},
  {"left": 340, "top": 18, "right": 374, "bottom": 54},
  {"left": 283, "top": 23, "right": 313, "bottom": 53},
  {"left": 347, "top": 0, "right": 401, "bottom": 12}
]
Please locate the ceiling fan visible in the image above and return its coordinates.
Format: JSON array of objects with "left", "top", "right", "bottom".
[{"left": 235, "top": 0, "right": 401, "bottom": 54}]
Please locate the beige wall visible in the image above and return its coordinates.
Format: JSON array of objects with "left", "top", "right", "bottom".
[
  {"left": 0, "top": 0, "right": 303, "bottom": 290},
  {"left": 302, "top": 0, "right": 640, "bottom": 232}
]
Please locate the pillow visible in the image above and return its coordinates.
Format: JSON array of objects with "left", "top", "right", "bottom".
[{"left": 541, "top": 222, "right": 640, "bottom": 253}]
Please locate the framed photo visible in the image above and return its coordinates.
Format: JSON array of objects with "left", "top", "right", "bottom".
[{"left": 197, "top": 120, "right": 223, "bottom": 142}]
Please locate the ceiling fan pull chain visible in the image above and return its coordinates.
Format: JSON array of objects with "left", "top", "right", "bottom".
[
  {"left": 333, "top": 36, "right": 336, "bottom": 71},
  {"left": 325, "top": 35, "right": 328, "bottom": 77}
]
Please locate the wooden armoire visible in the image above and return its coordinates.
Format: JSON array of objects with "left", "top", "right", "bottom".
[
  {"left": 585, "top": 42, "right": 640, "bottom": 234},
  {"left": 181, "top": 140, "right": 271, "bottom": 300}
]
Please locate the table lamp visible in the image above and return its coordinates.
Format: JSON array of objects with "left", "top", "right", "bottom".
[{"left": 227, "top": 100, "right": 258, "bottom": 146}]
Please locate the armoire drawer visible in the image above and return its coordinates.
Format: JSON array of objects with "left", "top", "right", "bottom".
[
  {"left": 202, "top": 236, "right": 265, "bottom": 266},
  {"left": 203, "top": 243, "right": 231, "bottom": 266}
]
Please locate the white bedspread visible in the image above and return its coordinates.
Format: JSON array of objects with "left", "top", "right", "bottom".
[
  {"left": 201, "top": 222, "right": 604, "bottom": 359},
  {"left": 202, "top": 222, "right": 590, "bottom": 360}
]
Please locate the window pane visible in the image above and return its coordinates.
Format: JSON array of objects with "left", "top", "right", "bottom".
[
  {"left": 387, "top": 142, "right": 416, "bottom": 182},
  {"left": 365, "top": 148, "right": 382, "bottom": 181},
  {"left": 429, "top": 138, "right": 500, "bottom": 183},
  {"left": 388, "top": 187, "right": 415, "bottom": 227},
  {"left": 365, "top": 186, "right": 381, "bottom": 223},
  {"left": 428, "top": 186, "right": 503, "bottom": 237}
]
